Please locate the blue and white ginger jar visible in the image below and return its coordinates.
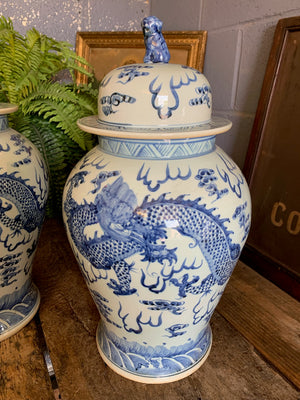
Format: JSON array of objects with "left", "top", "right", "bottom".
[
  {"left": 0, "top": 103, "right": 49, "bottom": 341},
  {"left": 62, "top": 16, "right": 251, "bottom": 384}
]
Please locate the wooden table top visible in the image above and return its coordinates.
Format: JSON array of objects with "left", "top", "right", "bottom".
[{"left": 0, "top": 218, "right": 299, "bottom": 400}]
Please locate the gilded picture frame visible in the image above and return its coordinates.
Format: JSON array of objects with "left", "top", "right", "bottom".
[{"left": 75, "top": 30, "right": 207, "bottom": 84}]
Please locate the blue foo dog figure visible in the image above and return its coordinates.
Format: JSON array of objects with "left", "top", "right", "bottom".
[{"left": 142, "top": 16, "right": 170, "bottom": 63}]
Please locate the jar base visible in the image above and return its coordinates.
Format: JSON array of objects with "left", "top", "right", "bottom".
[
  {"left": 0, "top": 283, "right": 40, "bottom": 342},
  {"left": 96, "top": 322, "right": 212, "bottom": 384}
]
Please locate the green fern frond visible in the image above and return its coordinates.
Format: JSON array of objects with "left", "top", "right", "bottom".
[
  {"left": 20, "top": 82, "right": 97, "bottom": 149},
  {"left": 74, "top": 84, "right": 99, "bottom": 114},
  {"left": 21, "top": 82, "right": 79, "bottom": 107},
  {"left": 0, "top": 16, "right": 15, "bottom": 31},
  {"left": 21, "top": 98, "right": 93, "bottom": 150},
  {"left": 0, "top": 16, "right": 99, "bottom": 215},
  {"left": 0, "top": 30, "right": 27, "bottom": 103},
  {"left": 14, "top": 114, "right": 88, "bottom": 216}
]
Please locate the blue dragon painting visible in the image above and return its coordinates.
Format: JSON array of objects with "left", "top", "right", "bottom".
[
  {"left": 64, "top": 168, "right": 241, "bottom": 298},
  {"left": 0, "top": 132, "right": 48, "bottom": 334},
  {"left": 0, "top": 172, "right": 45, "bottom": 250},
  {"left": 0, "top": 133, "right": 48, "bottom": 280}
]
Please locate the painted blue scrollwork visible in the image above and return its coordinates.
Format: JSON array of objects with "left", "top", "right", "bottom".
[
  {"left": 189, "top": 84, "right": 212, "bottom": 108},
  {"left": 140, "top": 299, "right": 185, "bottom": 315},
  {"left": 149, "top": 69, "right": 200, "bottom": 120},
  {"left": 92, "top": 289, "right": 122, "bottom": 328},
  {"left": 0, "top": 253, "right": 22, "bottom": 287},
  {"left": 0, "top": 143, "right": 9, "bottom": 152},
  {"left": 195, "top": 168, "right": 228, "bottom": 202},
  {"left": 217, "top": 151, "right": 244, "bottom": 199},
  {"left": 165, "top": 323, "right": 189, "bottom": 338},
  {"left": 79, "top": 153, "right": 108, "bottom": 171},
  {"left": 193, "top": 289, "right": 224, "bottom": 325},
  {"left": 137, "top": 163, "right": 191, "bottom": 192},
  {"left": 98, "top": 324, "right": 211, "bottom": 376},
  {"left": 100, "top": 92, "right": 136, "bottom": 116},
  {"left": 117, "top": 65, "right": 153, "bottom": 84},
  {"left": 118, "top": 302, "right": 163, "bottom": 334},
  {"left": 0, "top": 283, "right": 39, "bottom": 331},
  {"left": 0, "top": 115, "right": 9, "bottom": 131},
  {"left": 141, "top": 257, "right": 203, "bottom": 295},
  {"left": 233, "top": 201, "right": 250, "bottom": 241}
]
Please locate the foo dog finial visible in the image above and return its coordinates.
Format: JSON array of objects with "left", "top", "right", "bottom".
[{"left": 142, "top": 16, "right": 170, "bottom": 63}]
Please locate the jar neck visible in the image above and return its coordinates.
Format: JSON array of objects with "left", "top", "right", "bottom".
[
  {"left": 98, "top": 135, "right": 216, "bottom": 160},
  {"left": 0, "top": 115, "right": 9, "bottom": 132}
]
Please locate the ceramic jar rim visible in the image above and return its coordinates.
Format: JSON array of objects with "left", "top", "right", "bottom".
[
  {"left": 77, "top": 115, "right": 232, "bottom": 140},
  {"left": 0, "top": 103, "right": 18, "bottom": 115}
]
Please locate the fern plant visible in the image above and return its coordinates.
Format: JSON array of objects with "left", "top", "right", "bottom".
[{"left": 0, "top": 16, "right": 98, "bottom": 216}]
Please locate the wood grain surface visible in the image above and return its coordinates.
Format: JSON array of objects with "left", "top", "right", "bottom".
[{"left": 218, "top": 261, "right": 300, "bottom": 389}]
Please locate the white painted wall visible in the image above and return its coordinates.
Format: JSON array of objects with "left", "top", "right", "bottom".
[
  {"left": 1, "top": 0, "right": 300, "bottom": 167},
  {"left": 151, "top": 0, "right": 300, "bottom": 167},
  {"left": 0, "top": 0, "right": 150, "bottom": 42}
]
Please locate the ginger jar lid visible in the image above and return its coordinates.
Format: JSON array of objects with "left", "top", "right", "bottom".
[
  {"left": 0, "top": 103, "right": 18, "bottom": 115},
  {"left": 78, "top": 16, "right": 231, "bottom": 139}
]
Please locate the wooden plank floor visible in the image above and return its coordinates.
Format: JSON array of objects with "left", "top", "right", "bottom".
[
  {"left": 217, "top": 260, "right": 300, "bottom": 389},
  {"left": 0, "top": 319, "right": 53, "bottom": 400},
  {"left": 0, "top": 218, "right": 299, "bottom": 400}
]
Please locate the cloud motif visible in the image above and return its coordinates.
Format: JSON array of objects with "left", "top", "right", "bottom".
[
  {"left": 149, "top": 68, "right": 199, "bottom": 120},
  {"left": 118, "top": 301, "right": 163, "bottom": 334}
]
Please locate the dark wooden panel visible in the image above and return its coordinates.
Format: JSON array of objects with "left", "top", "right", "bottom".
[{"left": 243, "top": 16, "right": 300, "bottom": 299}]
